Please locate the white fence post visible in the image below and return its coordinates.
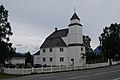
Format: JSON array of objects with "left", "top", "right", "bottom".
[
  {"left": 32, "top": 67, "right": 34, "bottom": 73},
  {"left": 22, "top": 67, "right": 24, "bottom": 75},
  {"left": 67, "top": 65, "right": 68, "bottom": 70},
  {"left": 51, "top": 66, "right": 52, "bottom": 72},
  {"left": 42, "top": 66, "right": 43, "bottom": 72},
  {"left": 108, "top": 59, "right": 110, "bottom": 65},
  {"left": 111, "top": 59, "right": 113, "bottom": 65}
]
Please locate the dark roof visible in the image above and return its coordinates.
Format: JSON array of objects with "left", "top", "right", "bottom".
[
  {"left": 47, "top": 29, "right": 68, "bottom": 39},
  {"left": 13, "top": 52, "right": 25, "bottom": 57},
  {"left": 34, "top": 51, "right": 40, "bottom": 55},
  {"left": 93, "top": 46, "right": 102, "bottom": 55},
  {"left": 70, "top": 12, "right": 80, "bottom": 20},
  {"left": 68, "top": 23, "right": 83, "bottom": 27},
  {"left": 40, "top": 29, "right": 68, "bottom": 48}
]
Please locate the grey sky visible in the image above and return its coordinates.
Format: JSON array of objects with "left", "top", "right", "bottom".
[{"left": 1, "top": 0, "right": 120, "bottom": 53}]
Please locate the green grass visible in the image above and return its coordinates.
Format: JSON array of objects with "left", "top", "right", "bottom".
[{"left": 0, "top": 74, "right": 19, "bottom": 79}]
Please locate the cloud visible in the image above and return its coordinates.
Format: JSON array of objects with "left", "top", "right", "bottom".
[
  {"left": 1, "top": 0, "right": 120, "bottom": 52},
  {"left": 16, "top": 44, "right": 22, "bottom": 47}
]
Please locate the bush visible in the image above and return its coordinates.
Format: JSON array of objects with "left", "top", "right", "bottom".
[
  {"left": 4, "top": 64, "right": 16, "bottom": 68},
  {"left": 16, "top": 64, "right": 25, "bottom": 68}
]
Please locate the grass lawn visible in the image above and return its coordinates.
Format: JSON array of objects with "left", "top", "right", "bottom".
[{"left": 0, "top": 74, "right": 19, "bottom": 79}]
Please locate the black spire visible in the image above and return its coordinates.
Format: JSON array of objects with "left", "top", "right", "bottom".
[{"left": 70, "top": 12, "right": 80, "bottom": 20}]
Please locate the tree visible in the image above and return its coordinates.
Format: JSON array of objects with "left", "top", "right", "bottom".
[
  {"left": 83, "top": 35, "right": 95, "bottom": 63},
  {"left": 99, "top": 23, "right": 120, "bottom": 62},
  {"left": 0, "top": 5, "right": 15, "bottom": 65},
  {"left": 24, "top": 51, "right": 33, "bottom": 67},
  {"left": 83, "top": 35, "right": 91, "bottom": 54}
]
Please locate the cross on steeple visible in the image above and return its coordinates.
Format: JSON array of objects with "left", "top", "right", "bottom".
[
  {"left": 74, "top": 6, "right": 76, "bottom": 13},
  {"left": 70, "top": 7, "right": 80, "bottom": 20}
]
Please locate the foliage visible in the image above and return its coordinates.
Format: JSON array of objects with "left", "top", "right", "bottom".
[
  {"left": 83, "top": 35, "right": 95, "bottom": 63},
  {"left": 24, "top": 51, "right": 33, "bottom": 67},
  {"left": 83, "top": 35, "right": 91, "bottom": 54},
  {"left": 99, "top": 23, "right": 120, "bottom": 61},
  {"left": 0, "top": 5, "right": 15, "bottom": 65}
]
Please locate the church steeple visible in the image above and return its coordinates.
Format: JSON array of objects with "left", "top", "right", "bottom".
[
  {"left": 68, "top": 9, "right": 82, "bottom": 27},
  {"left": 70, "top": 7, "right": 80, "bottom": 20},
  {"left": 70, "top": 12, "right": 80, "bottom": 20},
  {"left": 68, "top": 9, "right": 83, "bottom": 44}
]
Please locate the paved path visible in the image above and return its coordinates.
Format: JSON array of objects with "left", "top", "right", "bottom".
[{"left": 2, "top": 65, "right": 120, "bottom": 80}]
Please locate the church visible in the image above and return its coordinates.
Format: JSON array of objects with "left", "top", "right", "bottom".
[{"left": 34, "top": 11, "right": 86, "bottom": 66}]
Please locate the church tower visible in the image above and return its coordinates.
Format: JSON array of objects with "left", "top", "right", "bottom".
[
  {"left": 68, "top": 10, "right": 86, "bottom": 66},
  {"left": 68, "top": 11, "right": 83, "bottom": 45}
]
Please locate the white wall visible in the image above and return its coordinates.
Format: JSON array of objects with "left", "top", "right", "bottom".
[
  {"left": 11, "top": 57, "right": 26, "bottom": 64},
  {"left": 62, "top": 37, "right": 68, "bottom": 45},
  {"left": 39, "top": 47, "right": 68, "bottom": 66},
  {"left": 68, "top": 25, "right": 83, "bottom": 44},
  {"left": 39, "top": 48, "right": 56, "bottom": 66},
  {"left": 38, "top": 46, "right": 85, "bottom": 66},
  {"left": 55, "top": 47, "right": 68, "bottom": 66},
  {"left": 68, "top": 34, "right": 83, "bottom": 44},
  {"left": 70, "top": 19, "right": 80, "bottom": 24},
  {"left": 68, "top": 46, "right": 85, "bottom": 66},
  {"left": 69, "top": 25, "right": 82, "bottom": 35},
  {"left": 34, "top": 55, "right": 41, "bottom": 65}
]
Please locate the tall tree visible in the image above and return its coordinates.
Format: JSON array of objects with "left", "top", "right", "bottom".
[
  {"left": 0, "top": 5, "right": 15, "bottom": 65},
  {"left": 83, "top": 35, "right": 94, "bottom": 63},
  {"left": 99, "top": 23, "right": 120, "bottom": 62}
]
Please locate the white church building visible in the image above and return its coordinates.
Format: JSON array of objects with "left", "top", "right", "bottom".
[{"left": 34, "top": 11, "right": 86, "bottom": 66}]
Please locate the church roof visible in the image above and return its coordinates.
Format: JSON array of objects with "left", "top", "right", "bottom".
[
  {"left": 40, "top": 29, "right": 68, "bottom": 48},
  {"left": 34, "top": 51, "right": 40, "bottom": 55},
  {"left": 47, "top": 29, "right": 68, "bottom": 39},
  {"left": 70, "top": 12, "right": 80, "bottom": 20}
]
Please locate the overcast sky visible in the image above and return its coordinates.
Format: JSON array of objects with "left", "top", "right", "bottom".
[{"left": 1, "top": 0, "right": 120, "bottom": 54}]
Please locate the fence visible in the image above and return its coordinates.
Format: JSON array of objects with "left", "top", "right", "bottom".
[{"left": 1, "top": 61, "right": 120, "bottom": 75}]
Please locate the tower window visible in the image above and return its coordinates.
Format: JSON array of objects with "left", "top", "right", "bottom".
[
  {"left": 60, "top": 48, "right": 64, "bottom": 52},
  {"left": 43, "top": 49, "right": 46, "bottom": 52},
  {"left": 60, "top": 57, "right": 64, "bottom": 62},
  {"left": 81, "top": 47, "right": 83, "bottom": 51},
  {"left": 49, "top": 48, "right": 52, "bottom": 52}
]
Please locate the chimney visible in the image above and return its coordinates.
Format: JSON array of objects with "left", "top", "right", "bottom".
[{"left": 55, "top": 27, "right": 57, "bottom": 31}]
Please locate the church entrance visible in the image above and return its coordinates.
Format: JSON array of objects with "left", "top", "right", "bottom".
[{"left": 71, "top": 58, "right": 74, "bottom": 66}]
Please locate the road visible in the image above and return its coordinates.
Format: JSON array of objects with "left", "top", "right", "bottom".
[{"left": 2, "top": 65, "right": 120, "bottom": 80}]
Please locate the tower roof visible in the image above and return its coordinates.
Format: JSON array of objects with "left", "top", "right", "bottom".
[{"left": 70, "top": 12, "right": 80, "bottom": 20}]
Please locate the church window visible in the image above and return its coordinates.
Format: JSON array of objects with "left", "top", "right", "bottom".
[
  {"left": 43, "top": 49, "right": 46, "bottom": 52},
  {"left": 60, "top": 48, "right": 64, "bottom": 52},
  {"left": 43, "top": 57, "right": 46, "bottom": 62},
  {"left": 49, "top": 57, "right": 53, "bottom": 62},
  {"left": 60, "top": 57, "right": 64, "bottom": 62},
  {"left": 81, "top": 47, "right": 83, "bottom": 51},
  {"left": 49, "top": 48, "right": 52, "bottom": 52}
]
